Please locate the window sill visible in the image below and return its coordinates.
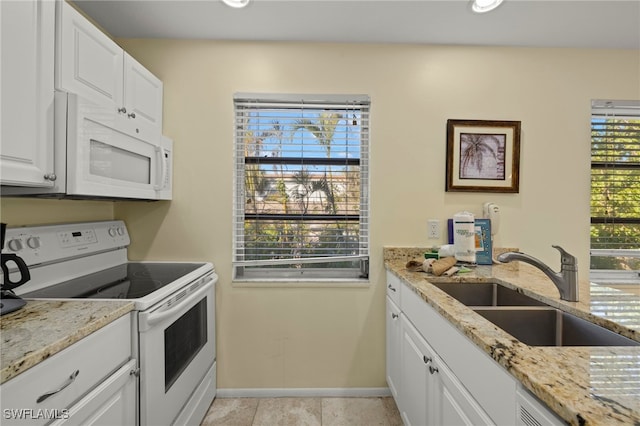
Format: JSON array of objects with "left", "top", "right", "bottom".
[
  {"left": 590, "top": 269, "right": 640, "bottom": 285},
  {"left": 231, "top": 278, "right": 370, "bottom": 288}
]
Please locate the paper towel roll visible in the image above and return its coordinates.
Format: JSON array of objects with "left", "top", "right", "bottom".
[{"left": 453, "top": 211, "right": 476, "bottom": 263}]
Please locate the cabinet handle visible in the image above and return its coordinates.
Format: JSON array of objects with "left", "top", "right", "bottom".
[
  {"left": 387, "top": 284, "right": 396, "bottom": 292},
  {"left": 37, "top": 370, "right": 79, "bottom": 403},
  {"left": 391, "top": 313, "right": 398, "bottom": 319},
  {"left": 118, "top": 107, "right": 127, "bottom": 114},
  {"left": 44, "top": 173, "right": 57, "bottom": 181},
  {"left": 423, "top": 355, "right": 432, "bottom": 365},
  {"left": 429, "top": 365, "right": 439, "bottom": 375},
  {"left": 128, "top": 112, "right": 136, "bottom": 119}
]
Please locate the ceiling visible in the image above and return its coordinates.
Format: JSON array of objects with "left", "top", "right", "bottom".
[{"left": 72, "top": 0, "right": 640, "bottom": 49}]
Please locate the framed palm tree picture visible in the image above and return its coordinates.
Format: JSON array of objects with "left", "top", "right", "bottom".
[{"left": 446, "top": 119, "right": 521, "bottom": 193}]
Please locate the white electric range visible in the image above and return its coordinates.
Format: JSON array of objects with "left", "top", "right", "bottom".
[{"left": 2, "top": 220, "right": 217, "bottom": 426}]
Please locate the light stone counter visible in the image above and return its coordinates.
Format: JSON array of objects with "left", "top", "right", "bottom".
[
  {"left": 0, "top": 300, "right": 134, "bottom": 384},
  {"left": 384, "top": 247, "right": 640, "bottom": 426}
]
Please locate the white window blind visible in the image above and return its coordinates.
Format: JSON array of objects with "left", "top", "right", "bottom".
[
  {"left": 232, "top": 94, "right": 370, "bottom": 280},
  {"left": 590, "top": 99, "right": 640, "bottom": 279}
]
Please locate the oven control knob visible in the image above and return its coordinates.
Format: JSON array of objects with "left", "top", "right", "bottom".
[
  {"left": 117, "top": 227, "right": 125, "bottom": 236},
  {"left": 108, "top": 228, "right": 117, "bottom": 237},
  {"left": 7, "top": 239, "right": 23, "bottom": 252},
  {"left": 26, "top": 237, "right": 41, "bottom": 249}
]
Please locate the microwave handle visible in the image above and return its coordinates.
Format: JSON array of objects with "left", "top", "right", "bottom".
[{"left": 154, "top": 146, "right": 168, "bottom": 191}]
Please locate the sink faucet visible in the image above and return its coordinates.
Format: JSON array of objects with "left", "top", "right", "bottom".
[{"left": 497, "top": 245, "right": 579, "bottom": 302}]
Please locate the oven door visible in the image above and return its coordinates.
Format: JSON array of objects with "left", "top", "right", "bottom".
[
  {"left": 138, "top": 274, "right": 216, "bottom": 426},
  {"left": 65, "top": 93, "right": 169, "bottom": 200}
]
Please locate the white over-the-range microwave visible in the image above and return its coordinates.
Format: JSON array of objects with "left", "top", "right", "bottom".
[{"left": 2, "top": 92, "right": 172, "bottom": 200}]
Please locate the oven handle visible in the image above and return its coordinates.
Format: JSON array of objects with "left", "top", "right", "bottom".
[{"left": 139, "top": 276, "right": 215, "bottom": 331}]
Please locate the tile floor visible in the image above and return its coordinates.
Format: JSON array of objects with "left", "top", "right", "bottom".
[{"left": 200, "top": 397, "right": 403, "bottom": 426}]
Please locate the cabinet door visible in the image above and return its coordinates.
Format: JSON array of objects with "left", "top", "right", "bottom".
[
  {"left": 434, "top": 357, "right": 494, "bottom": 426},
  {"left": 400, "top": 314, "right": 435, "bottom": 426},
  {"left": 123, "top": 53, "right": 163, "bottom": 135},
  {"left": 0, "top": 0, "right": 55, "bottom": 187},
  {"left": 50, "top": 359, "right": 137, "bottom": 426},
  {"left": 386, "top": 296, "right": 402, "bottom": 402},
  {"left": 56, "top": 0, "right": 123, "bottom": 108}
]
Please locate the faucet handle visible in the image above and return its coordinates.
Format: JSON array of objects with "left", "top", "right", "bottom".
[{"left": 552, "top": 245, "right": 578, "bottom": 267}]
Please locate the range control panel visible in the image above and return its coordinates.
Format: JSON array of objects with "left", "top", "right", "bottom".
[
  {"left": 57, "top": 227, "right": 98, "bottom": 247},
  {"left": 2, "top": 221, "right": 130, "bottom": 267}
]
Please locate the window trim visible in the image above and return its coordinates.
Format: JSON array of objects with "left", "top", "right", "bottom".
[{"left": 232, "top": 93, "right": 371, "bottom": 283}]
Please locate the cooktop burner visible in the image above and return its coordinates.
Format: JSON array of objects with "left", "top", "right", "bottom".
[{"left": 21, "top": 262, "right": 205, "bottom": 300}]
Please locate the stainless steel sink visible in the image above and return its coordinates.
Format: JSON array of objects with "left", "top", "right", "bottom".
[
  {"left": 431, "top": 282, "right": 548, "bottom": 307},
  {"left": 473, "top": 307, "right": 640, "bottom": 347}
]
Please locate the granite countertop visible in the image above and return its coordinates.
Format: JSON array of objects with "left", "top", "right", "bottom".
[
  {"left": 384, "top": 247, "right": 640, "bottom": 426},
  {"left": 0, "top": 300, "right": 134, "bottom": 384}
]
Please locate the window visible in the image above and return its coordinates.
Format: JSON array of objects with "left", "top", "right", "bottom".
[
  {"left": 590, "top": 100, "right": 640, "bottom": 284},
  {"left": 233, "top": 94, "right": 370, "bottom": 281}
]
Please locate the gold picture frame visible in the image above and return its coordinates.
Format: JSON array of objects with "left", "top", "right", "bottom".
[{"left": 446, "top": 119, "right": 521, "bottom": 193}]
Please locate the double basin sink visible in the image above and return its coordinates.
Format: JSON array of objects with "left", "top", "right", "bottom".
[{"left": 431, "top": 282, "right": 639, "bottom": 347}]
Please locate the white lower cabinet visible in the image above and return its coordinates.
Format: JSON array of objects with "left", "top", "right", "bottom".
[
  {"left": 0, "top": 314, "right": 137, "bottom": 426},
  {"left": 399, "top": 313, "right": 435, "bottom": 426},
  {"left": 399, "top": 314, "right": 493, "bottom": 426},
  {"left": 386, "top": 296, "right": 402, "bottom": 401},
  {"left": 386, "top": 272, "right": 565, "bottom": 426}
]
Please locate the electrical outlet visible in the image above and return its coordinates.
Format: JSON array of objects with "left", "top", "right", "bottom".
[{"left": 428, "top": 219, "right": 440, "bottom": 239}]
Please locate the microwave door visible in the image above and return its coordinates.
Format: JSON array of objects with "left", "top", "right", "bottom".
[{"left": 66, "top": 100, "right": 160, "bottom": 199}]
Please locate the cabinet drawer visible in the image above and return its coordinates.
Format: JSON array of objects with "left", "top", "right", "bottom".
[
  {"left": 386, "top": 270, "right": 401, "bottom": 305},
  {"left": 0, "top": 314, "right": 132, "bottom": 426}
]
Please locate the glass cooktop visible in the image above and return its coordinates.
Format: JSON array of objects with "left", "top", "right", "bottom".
[{"left": 20, "top": 262, "right": 205, "bottom": 300}]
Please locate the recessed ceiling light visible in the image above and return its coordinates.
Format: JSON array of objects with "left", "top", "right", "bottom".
[
  {"left": 471, "top": 0, "right": 504, "bottom": 13},
  {"left": 221, "top": 0, "right": 250, "bottom": 9}
]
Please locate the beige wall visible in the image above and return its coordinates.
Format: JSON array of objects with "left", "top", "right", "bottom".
[
  {"left": 2, "top": 40, "right": 638, "bottom": 390},
  {"left": 1, "top": 199, "right": 113, "bottom": 226}
]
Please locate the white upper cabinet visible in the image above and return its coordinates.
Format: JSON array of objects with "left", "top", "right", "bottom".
[
  {"left": 0, "top": 0, "right": 56, "bottom": 187},
  {"left": 123, "top": 53, "right": 164, "bottom": 135},
  {"left": 56, "top": 0, "right": 123, "bottom": 107},
  {"left": 56, "top": 1, "right": 163, "bottom": 137}
]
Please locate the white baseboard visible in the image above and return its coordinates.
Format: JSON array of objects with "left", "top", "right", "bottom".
[{"left": 216, "top": 387, "right": 391, "bottom": 398}]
